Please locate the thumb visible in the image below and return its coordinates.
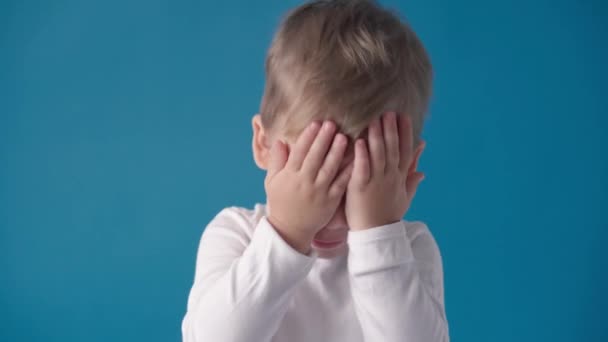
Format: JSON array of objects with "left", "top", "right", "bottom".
[
  {"left": 268, "top": 139, "right": 288, "bottom": 178},
  {"left": 405, "top": 171, "right": 425, "bottom": 199}
]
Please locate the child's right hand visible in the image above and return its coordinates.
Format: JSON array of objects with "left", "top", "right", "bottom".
[{"left": 264, "top": 120, "right": 353, "bottom": 254}]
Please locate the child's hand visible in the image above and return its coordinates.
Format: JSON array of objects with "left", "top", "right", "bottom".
[
  {"left": 265, "top": 120, "right": 353, "bottom": 253},
  {"left": 345, "top": 112, "right": 426, "bottom": 231}
]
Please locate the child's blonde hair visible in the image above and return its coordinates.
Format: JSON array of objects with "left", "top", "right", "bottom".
[{"left": 259, "top": 0, "right": 433, "bottom": 145}]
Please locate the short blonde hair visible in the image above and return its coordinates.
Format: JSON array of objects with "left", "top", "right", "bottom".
[{"left": 259, "top": 0, "right": 433, "bottom": 145}]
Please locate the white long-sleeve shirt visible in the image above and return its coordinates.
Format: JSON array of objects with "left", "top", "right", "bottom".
[{"left": 181, "top": 203, "right": 449, "bottom": 342}]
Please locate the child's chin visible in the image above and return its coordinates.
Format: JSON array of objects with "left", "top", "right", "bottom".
[{"left": 313, "top": 242, "right": 348, "bottom": 259}]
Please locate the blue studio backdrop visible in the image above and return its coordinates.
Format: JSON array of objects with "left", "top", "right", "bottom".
[{"left": 1, "top": 0, "right": 606, "bottom": 341}]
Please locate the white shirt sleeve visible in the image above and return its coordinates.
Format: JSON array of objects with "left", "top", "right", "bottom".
[
  {"left": 181, "top": 208, "right": 318, "bottom": 342},
  {"left": 347, "top": 220, "right": 450, "bottom": 342}
]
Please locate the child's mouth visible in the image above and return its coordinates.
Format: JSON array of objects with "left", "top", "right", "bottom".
[{"left": 312, "top": 239, "right": 345, "bottom": 249}]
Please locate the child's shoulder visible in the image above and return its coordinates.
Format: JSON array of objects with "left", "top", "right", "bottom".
[
  {"left": 213, "top": 203, "right": 267, "bottom": 224},
  {"left": 203, "top": 203, "right": 268, "bottom": 238}
]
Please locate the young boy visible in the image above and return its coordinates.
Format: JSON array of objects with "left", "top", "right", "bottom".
[{"left": 181, "top": 1, "right": 449, "bottom": 341}]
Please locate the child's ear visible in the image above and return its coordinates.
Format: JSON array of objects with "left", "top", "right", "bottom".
[
  {"left": 408, "top": 139, "right": 426, "bottom": 174},
  {"left": 252, "top": 114, "right": 270, "bottom": 170}
]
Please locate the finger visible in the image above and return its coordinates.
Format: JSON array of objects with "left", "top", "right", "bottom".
[
  {"left": 368, "top": 117, "right": 385, "bottom": 175},
  {"left": 286, "top": 121, "right": 321, "bottom": 171},
  {"left": 267, "top": 139, "right": 288, "bottom": 178},
  {"left": 316, "top": 132, "right": 347, "bottom": 186},
  {"left": 398, "top": 114, "right": 414, "bottom": 171},
  {"left": 383, "top": 112, "right": 399, "bottom": 170},
  {"left": 405, "top": 171, "right": 425, "bottom": 200},
  {"left": 301, "top": 120, "right": 336, "bottom": 175},
  {"left": 350, "top": 138, "right": 371, "bottom": 186},
  {"left": 329, "top": 161, "right": 354, "bottom": 198}
]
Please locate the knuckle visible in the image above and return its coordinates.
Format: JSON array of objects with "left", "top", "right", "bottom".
[
  {"left": 329, "top": 183, "right": 345, "bottom": 196},
  {"left": 300, "top": 183, "right": 316, "bottom": 199},
  {"left": 353, "top": 182, "right": 366, "bottom": 192},
  {"left": 316, "top": 167, "right": 330, "bottom": 182},
  {"left": 328, "top": 188, "right": 343, "bottom": 199}
]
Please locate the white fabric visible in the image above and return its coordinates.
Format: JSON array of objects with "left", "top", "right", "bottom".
[{"left": 181, "top": 203, "right": 449, "bottom": 342}]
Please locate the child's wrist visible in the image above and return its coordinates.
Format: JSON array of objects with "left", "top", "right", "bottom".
[{"left": 267, "top": 215, "right": 314, "bottom": 255}]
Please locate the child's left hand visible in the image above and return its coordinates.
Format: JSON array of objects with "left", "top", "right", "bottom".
[{"left": 345, "top": 112, "right": 426, "bottom": 231}]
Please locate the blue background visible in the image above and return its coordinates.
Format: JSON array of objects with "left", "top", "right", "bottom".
[{"left": 1, "top": 0, "right": 606, "bottom": 341}]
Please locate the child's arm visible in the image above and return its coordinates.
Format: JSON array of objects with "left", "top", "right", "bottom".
[
  {"left": 344, "top": 112, "right": 449, "bottom": 341},
  {"left": 182, "top": 120, "right": 352, "bottom": 342},
  {"left": 181, "top": 207, "right": 318, "bottom": 342},
  {"left": 347, "top": 220, "right": 449, "bottom": 341}
]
